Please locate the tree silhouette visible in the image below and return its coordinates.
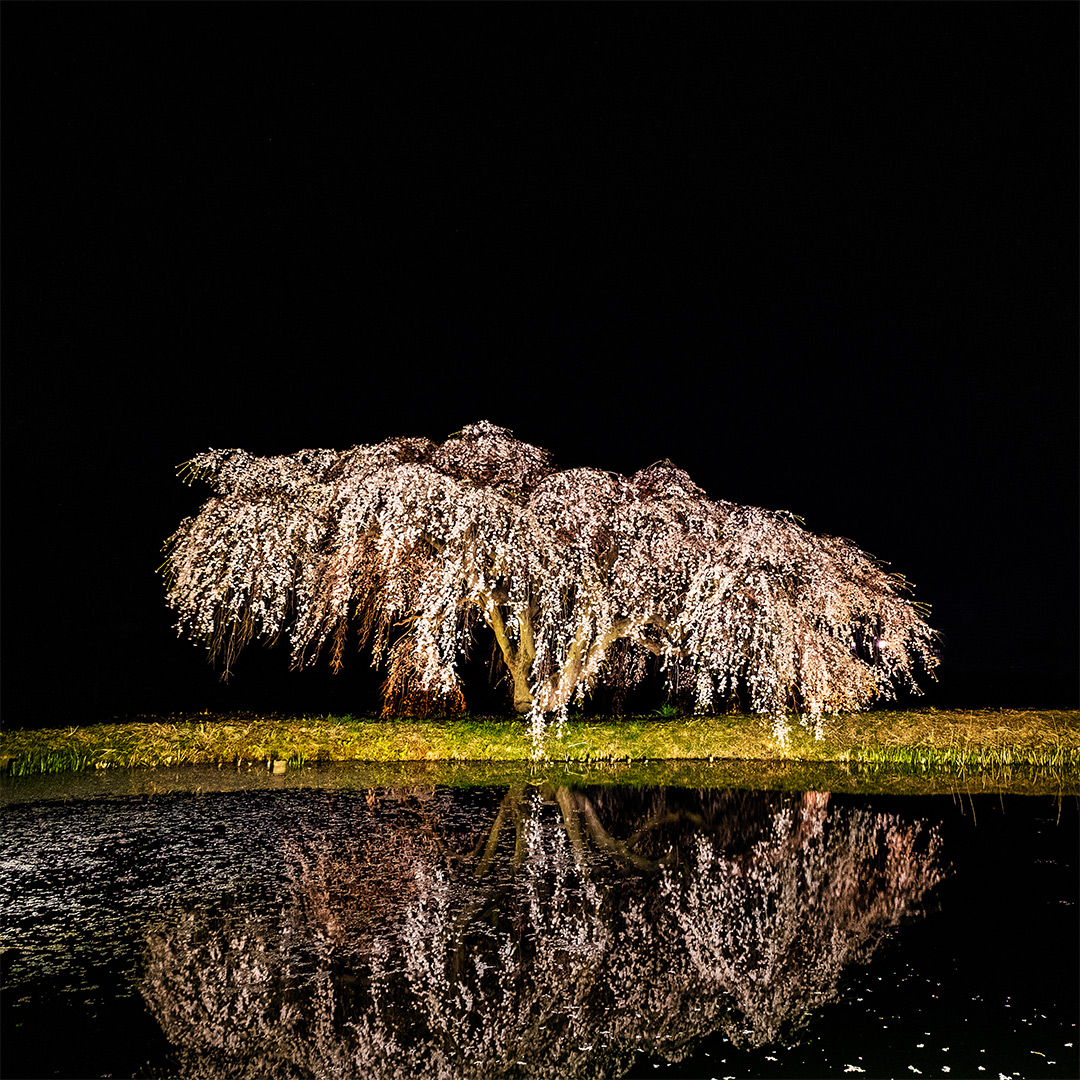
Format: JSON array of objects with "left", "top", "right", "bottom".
[{"left": 163, "top": 421, "right": 937, "bottom": 736}]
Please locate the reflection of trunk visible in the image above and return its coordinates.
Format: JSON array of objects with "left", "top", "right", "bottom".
[
  {"left": 554, "top": 787, "right": 590, "bottom": 870},
  {"left": 473, "top": 786, "right": 523, "bottom": 881},
  {"left": 449, "top": 785, "right": 526, "bottom": 982},
  {"left": 574, "top": 792, "right": 704, "bottom": 873}
]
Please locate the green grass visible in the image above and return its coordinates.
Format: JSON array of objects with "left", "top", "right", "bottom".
[{"left": 1, "top": 708, "right": 1077, "bottom": 779}]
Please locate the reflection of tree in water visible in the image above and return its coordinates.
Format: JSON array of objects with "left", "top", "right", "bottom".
[{"left": 142, "top": 787, "right": 945, "bottom": 1079}]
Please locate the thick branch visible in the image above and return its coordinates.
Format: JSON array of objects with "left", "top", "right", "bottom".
[
  {"left": 484, "top": 598, "right": 518, "bottom": 667},
  {"left": 619, "top": 614, "right": 687, "bottom": 658},
  {"left": 518, "top": 597, "right": 537, "bottom": 667}
]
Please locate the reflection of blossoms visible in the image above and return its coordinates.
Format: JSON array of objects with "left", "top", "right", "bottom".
[
  {"left": 142, "top": 787, "right": 945, "bottom": 1079},
  {"left": 652, "top": 792, "right": 945, "bottom": 1047},
  {"left": 163, "top": 422, "right": 937, "bottom": 737}
]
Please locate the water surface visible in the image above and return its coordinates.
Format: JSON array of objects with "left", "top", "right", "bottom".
[{"left": 1, "top": 766, "right": 1076, "bottom": 1079}]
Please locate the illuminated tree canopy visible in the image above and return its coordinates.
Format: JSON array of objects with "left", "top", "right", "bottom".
[{"left": 162, "top": 420, "right": 937, "bottom": 736}]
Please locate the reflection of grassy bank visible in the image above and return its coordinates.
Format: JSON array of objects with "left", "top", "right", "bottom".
[
  {"left": 1, "top": 709, "right": 1077, "bottom": 779},
  {"left": 3, "top": 758, "right": 1077, "bottom": 803}
]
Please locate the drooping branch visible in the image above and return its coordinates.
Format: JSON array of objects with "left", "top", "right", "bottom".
[{"left": 163, "top": 421, "right": 938, "bottom": 736}]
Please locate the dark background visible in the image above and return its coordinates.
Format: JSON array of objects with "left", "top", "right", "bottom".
[{"left": 4, "top": 6, "right": 1076, "bottom": 726}]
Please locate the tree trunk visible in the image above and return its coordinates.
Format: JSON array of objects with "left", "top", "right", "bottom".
[
  {"left": 483, "top": 598, "right": 536, "bottom": 714},
  {"left": 510, "top": 664, "right": 534, "bottom": 714}
]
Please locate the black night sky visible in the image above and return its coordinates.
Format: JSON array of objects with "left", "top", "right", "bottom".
[{"left": 4, "top": 7, "right": 1076, "bottom": 726}]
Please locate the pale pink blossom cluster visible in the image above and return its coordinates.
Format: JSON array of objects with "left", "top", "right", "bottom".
[{"left": 163, "top": 421, "right": 937, "bottom": 737}]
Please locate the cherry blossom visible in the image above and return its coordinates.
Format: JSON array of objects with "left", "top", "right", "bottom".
[{"left": 163, "top": 421, "right": 937, "bottom": 738}]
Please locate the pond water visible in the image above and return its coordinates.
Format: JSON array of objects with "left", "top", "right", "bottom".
[{"left": 1, "top": 766, "right": 1076, "bottom": 1079}]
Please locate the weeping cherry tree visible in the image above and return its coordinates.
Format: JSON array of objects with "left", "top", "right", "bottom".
[{"left": 162, "top": 421, "right": 937, "bottom": 739}]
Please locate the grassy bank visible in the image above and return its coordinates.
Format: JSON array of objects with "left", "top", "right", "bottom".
[{"left": 1, "top": 708, "right": 1077, "bottom": 778}]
